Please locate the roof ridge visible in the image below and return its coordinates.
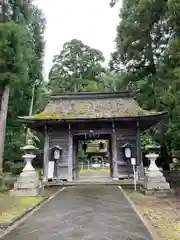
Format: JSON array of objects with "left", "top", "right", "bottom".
[{"left": 50, "top": 91, "right": 136, "bottom": 100}]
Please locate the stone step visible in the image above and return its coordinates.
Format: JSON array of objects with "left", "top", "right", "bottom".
[{"left": 14, "top": 181, "right": 40, "bottom": 189}]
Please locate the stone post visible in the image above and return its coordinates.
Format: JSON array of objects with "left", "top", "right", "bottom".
[
  {"left": 10, "top": 139, "right": 42, "bottom": 196},
  {"left": 142, "top": 144, "right": 172, "bottom": 196}
]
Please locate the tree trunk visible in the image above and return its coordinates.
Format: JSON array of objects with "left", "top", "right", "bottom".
[{"left": 0, "top": 85, "right": 10, "bottom": 172}]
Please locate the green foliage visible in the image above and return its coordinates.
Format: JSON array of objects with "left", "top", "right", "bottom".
[
  {"left": 78, "top": 80, "right": 102, "bottom": 92},
  {"left": 0, "top": 172, "right": 15, "bottom": 190},
  {"left": 48, "top": 39, "right": 124, "bottom": 94},
  {"left": 48, "top": 39, "right": 105, "bottom": 93},
  {"left": 77, "top": 149, "right": 88, "bottom": 163},
  {"left": 37, "top": 168, "right": 43, "bottom": 180},
  {"left": 0, "top": 22, "right": 32, "bottom": 87},
  {"left": 10, "top": 163, "right": 25, "bottom": 176},
  {"left": 97, "top": 71, "right": 124, "bottom": 92},
  {"left": 86, "top": 147, "right": 107, "bottom": 153},
  {"left": 0, "top": 172, "right": 6, "bottom": 190},
  {"left": 141, "top": 132, "right": 156, "bottom": 150}
]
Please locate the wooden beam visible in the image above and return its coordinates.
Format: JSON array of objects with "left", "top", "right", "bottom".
[
  {"left": 136, "top": 121, "right": 144, "bottom": 180},
  {"left": 72, "top": 129, "right": 112, "bottom": 136},
  {"left": 136, "top": 122, "right": 141, "bottom": 165}
]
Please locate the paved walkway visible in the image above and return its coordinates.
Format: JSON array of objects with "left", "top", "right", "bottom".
[{"left": 2, "top": 186, "right": 153, "bottom": 240}]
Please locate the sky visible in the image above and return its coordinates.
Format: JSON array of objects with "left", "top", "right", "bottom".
[{"left": 35, "top": 0, "right": 122, "bottom": 79}]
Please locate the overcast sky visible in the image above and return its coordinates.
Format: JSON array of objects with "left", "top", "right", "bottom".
[{"left": 34, "top": 0, "right": 122, "bottom": 79}]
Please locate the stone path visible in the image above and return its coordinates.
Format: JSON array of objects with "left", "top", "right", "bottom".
[{"left": 2, "top": 186, "right": 153, "bottom": 240}]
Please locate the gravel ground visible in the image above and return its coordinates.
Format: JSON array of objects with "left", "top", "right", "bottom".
[{"left": 1, "top": 186, "right": 152, "bottom": 240}]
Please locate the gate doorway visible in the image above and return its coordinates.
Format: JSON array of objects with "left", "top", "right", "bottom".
[{"left": 73, "top": 133, "right": 113, "bottom": 181}]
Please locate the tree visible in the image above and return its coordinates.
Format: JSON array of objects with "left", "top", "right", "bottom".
[
  {"left": 97, "top": 71, "right": 125, "bottom": 92},
  {"left": 0, "top": 0, "right": 46, "bottom": 170},
  {"left": 110, "top": 0, "right": 180, "bottom": 153},
  {"left": 110, "top": 0, "right": 170, "bottom": 107},
  {"left": 0, "top": 21, "right": 33, "bottom": 170},
  {"left": 48, "top": 39, "right": 105, "bottom": 93}
]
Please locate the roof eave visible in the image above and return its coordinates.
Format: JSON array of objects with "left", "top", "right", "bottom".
[{"left": 18, "top": 112, "right": 166, "bottom": 124}]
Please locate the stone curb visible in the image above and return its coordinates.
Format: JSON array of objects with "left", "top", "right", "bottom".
[
  {"left": 118, "top": 185, "right": 160, "bottom": 240},
  {"left": 0, "top": 187, "right": 65, "bottom": 239}
]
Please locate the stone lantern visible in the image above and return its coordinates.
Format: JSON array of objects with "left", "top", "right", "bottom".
[
  {"left": 145, "top": 144, "right": 161, "bottom": 177},
  {"left": 10, "top": 139, "right": 42, "bottom": 196},
  {"left": 142, "top": 144, "right": 172, "bottom": 196}
]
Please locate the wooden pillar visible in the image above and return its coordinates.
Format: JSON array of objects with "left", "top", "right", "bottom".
[
  {"left": 75, "top": 140, "right": 79, "bottom": 179},
  {"left": 72, "top": 138, "right": 78, "bottom": 179},
  {"left": 43, "top": 125, "right": 49, "bottom": 182},
  {"left": 136, "top": 121, "right": 144, "bottom": 180},
  {"left": 112, "top": 122, "right": 119, "bottom": 180},
  {"left": 68, "top": 124, "right": 73, "bottom": 181}
]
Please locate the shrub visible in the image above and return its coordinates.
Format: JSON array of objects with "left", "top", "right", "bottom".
[
  {"left": 3, "top": 172, "right": 15, "bottom": 189},
  {"left": 78, "top": 149, "right": 88, "bottom": 163},
  {"left": 37, "top": 168, "right": 43, "bottom": 180},
  {"left": 0, "top": 172, "right": 5, "bottom": 189},
  {"left": 0, "top": 172, "right": 15, "bottom": 191},
  {"left": 3, "top": 161, "right": 13, "bottom": 172},
  {"left": 10, "top": 162, "right": 25, "bottom": 176}
]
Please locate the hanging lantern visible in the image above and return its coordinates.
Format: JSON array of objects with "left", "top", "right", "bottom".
[{"left": 122, "top": 143, "right": 134, "bottom": 159}]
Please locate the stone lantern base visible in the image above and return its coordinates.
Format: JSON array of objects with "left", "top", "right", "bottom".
[
  {"left": 10, "top": 169, "right": 42, "bottom": 197},
  {"left": 141, "top": 172, "right": 174, "bottom": 197},
  {"left": 10, "top": 146, "right": 43, "bottom": 197},
  {"left": 141, "top": 188, "right": 174, "bottom": 197},
  {"left": 141, "top": 152, "right": 174, "bottom": 197}
]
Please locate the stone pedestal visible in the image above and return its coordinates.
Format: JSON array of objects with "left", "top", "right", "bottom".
[
  {"left": 10, "top": 141, "right": 42, "bottom": 196},
  {"left": 142, "top": 153, "right": 173, "bottom": 196}
]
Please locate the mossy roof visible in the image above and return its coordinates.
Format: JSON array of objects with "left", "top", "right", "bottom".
[{"left": 19, "top": 92, "right": 164, "bottom": 121}]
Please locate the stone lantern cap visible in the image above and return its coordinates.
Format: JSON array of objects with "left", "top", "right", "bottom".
[
  {"left": 145, "top": 144, "right": 160, "bottom": 153},
  {"left": 20, "top": 139, "right": 38, "bottom": 152}
]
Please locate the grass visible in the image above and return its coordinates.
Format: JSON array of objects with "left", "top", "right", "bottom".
[
  {"left": 79, "top": 168, "right": 110, "bottom": 173},
  {"left": 0, "top": 193, "right": 43, "bottom": 224},
  {"left": 86, "top": 147, "right": 107, "bottom": 153},
  {"left": 125, "top": 189, "right": 180, "bottom": 240},
  {"left": 0, "top": 186, "right": 59, "bottom": 227}
]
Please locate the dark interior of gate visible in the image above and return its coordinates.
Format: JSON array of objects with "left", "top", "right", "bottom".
[{"left": 73, "top": 133, "right": 113, "bottom": 180}]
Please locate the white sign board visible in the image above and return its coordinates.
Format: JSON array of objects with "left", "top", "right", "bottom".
[
  {"left": 131, "top": 158, "right": 136, "bottom": 165},
  {"left": 130, "top": 158, "right": 137, "bottom": 191},
  {"left": 48, "top": 161, "right": 54, "bottom": 179}
]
